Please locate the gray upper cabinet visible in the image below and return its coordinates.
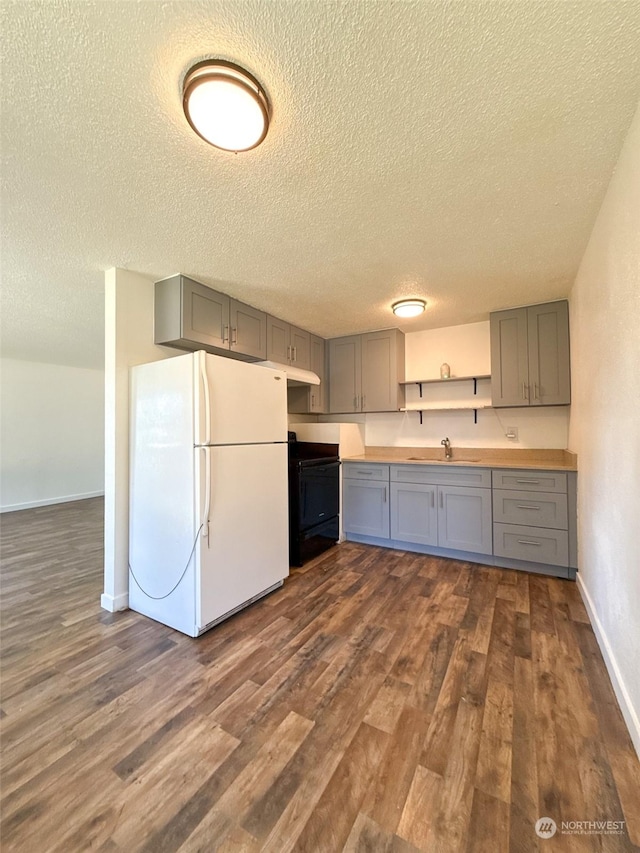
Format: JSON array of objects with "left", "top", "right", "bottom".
[
  {"left": 287, "top": 334, "right": 327, "bottom": 415},
  {"left": 328, "top": 335, "right": 361, "bottom": 413},
  {"left": 328, "top": 329, "right": 405, "bottom": 413},
  {"left": 229, "top": 299, "right": 267, "bottom": 360},
  {"left": 266, "top": 316, "right": 310, "bottom": 370},
  {"left": 309, "top": 335, "right": 326, "bottom": 413},
  {"left": 154, "top": 274, "right": 266, "bottom": 361},
  {"left": 491, "top": 300, "right": 570, "bottom": 407}
]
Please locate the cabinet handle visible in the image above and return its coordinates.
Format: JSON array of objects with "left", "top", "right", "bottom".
[
  {"left": 516, "top": 505, "right": 541, "bottom": 510},
  {"left": 430, "top": 492, "right": 435, "bottom": 508},
  {"left": 517, "top": 540, "right": 541, "bottom": 546},
  {"left": 223, "top": 325, "right": 229, "bottom": 343},
  {"left": 231, "top": 327, "right": 237, "bottom": 345},
  {"left": 522, "top": 381, "right": 529, "bottom": 400},
  {"left": 311, "top": 393, "right": 315, "bottom": 408},
  {"left": 439, "top": 491, "right": 443, "bottom": 509},
  {"left": 355, "top": 469, "right": 373, "bottom": 475},
  {"left": 292, "top": 346, "right": 297, "bottom": 362},
  {"left": 383, "top": 487, "right": 387, "bottom": 503},
  {"left": 533, "top": 382, "right": 539, "bottom": 400},
  {"left": 362, "top": 395, "right": 366, "bottom": 410},
  {"left": 287, "top": 345, "right": 291, "bottom": 361},
  {"left": 516, "top": 479, "right": 540, "bottom": 484},
  {"left": 353, "top": 396, "right": 358, "bottom": 410}
]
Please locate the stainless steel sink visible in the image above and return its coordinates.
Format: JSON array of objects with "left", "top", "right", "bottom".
[{"left": 406, "top": 456, "right": 482, "bottom": 463}]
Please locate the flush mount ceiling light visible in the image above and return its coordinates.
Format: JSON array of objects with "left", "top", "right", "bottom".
[
  {"left": 392, "top": 299, "right": 426, "bottom": 318},
  {"left": 182, "top": 59, "right": 270, "bottom": 152}
]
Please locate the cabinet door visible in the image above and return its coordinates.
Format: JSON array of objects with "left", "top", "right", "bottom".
[
  {"left": 343, "top": 479, "right": 389, "bottom": 538},
  {"left": 527, "top": 301, "right": 571, "bottom": 405},
  {"left": 229, "top": 300, "right": 267, "bottom": 360},
  {"left": 390, "top": 482, "right": 437, "bottom": 546},
  {"left": 361, "top": 330, "right": 404, "bottom": 412},
  {"left": 329, "top": 336, "right": 361, "bottom": 413},
  {"left": 290, "top": 326, "right": 311, "bottom": 370},
  {"left": 266, "top": 316, "right": 291, "bottom": 364},
  {"left": 490, "top": 307, "right": 529, "bottom": 407},
  {"left": 437, "top": 486, "right": 492, "bottom": 555},
  {"left": 309, "top": 335, "right": 325, "bottom": 413},
  {"left": 154, "top": 274, "right": 229, "bottom": 349},
  {"left": 179, "top": 277, "right": 229, "bottom": 350}
]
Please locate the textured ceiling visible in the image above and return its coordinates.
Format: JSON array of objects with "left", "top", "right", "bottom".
[{"left": 2, "top": 1, "right": 640, "bottom": 369}]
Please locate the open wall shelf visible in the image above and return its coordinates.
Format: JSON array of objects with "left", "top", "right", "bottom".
[
  {"left": 400, "top": 375, "right": 492, "bottom": 424},
  {"left": 400, "top": 374, "right": 491, "bottom": 397}
]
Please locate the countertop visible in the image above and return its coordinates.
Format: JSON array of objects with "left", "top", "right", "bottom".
[{"left": 342, "top": 446, "right": 578, "bottom": 471}]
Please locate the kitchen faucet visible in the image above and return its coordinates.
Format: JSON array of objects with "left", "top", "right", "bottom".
[{"left": 441, "top": 437, "right": 452, "bottom": 459}]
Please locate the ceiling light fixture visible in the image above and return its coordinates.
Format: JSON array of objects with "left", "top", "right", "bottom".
[
  {"left": 392, "top": 299, "right": 426, "bottom": 318},
  {"left": 182, "top": 59, "right": 270, "bottom": 152}
]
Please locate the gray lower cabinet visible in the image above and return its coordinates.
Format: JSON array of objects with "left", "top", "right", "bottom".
[
  {"left": 490, "top": 300, "right": 570, "bottom": 407},
  {"left": 155, "top": 274, "right": 267, "bottom": 360},
  {"left": 343, "top": 478, "right": 390, "bottom": 538},
  {"left": 328, "top": 329, "right": 404, "bottom": 413},
  {"left": 493, "top": 523, "right": 569, "bottom": 567},
  {"left": 344, "top": 460, "right": 576, "bottom": 577},
  {"left": 390, "top": 478, "right": 492, "bottom": 555},
  {"left": 390, "top": 482, "right": 437, "bottom": 546},
  {"left": 438, "top": 485, "right": 492, "bottom": 554},
  {"left": 492, "top": 469, "right": 576, "bottom": 572}
]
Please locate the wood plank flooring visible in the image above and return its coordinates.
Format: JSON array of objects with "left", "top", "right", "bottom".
[{"left": 1, "top": 498, "right": 639, "bottom": 852}]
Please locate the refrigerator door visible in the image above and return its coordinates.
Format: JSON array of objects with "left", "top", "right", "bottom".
[
  {"left": 129, "top": 354, "right": 198, "bottom": 635},
  {"left": 194, "top": 352, "right": 287, "bottom": 446},
  {"left": 195, "top": 442, "right": 289, "bottom": 631}
]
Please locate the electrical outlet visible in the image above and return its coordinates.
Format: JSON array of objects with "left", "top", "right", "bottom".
[{"left": 506, "top": 426, "right": 519, "bottom": 441}]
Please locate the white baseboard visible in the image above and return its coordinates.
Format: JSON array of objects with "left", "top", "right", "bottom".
[
  {"left": 100, "top": 592, "right": 129, "bottom": 612},
  {"left": 0, "top": 491, "right": 104, "bottom": 513},
  {"left": 577, "top": 574, "right": 640, "bottom": 759}
]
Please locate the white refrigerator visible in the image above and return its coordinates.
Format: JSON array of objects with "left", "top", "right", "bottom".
[{"left": 129, "top": 351, "right": 289, "bottom": 637}]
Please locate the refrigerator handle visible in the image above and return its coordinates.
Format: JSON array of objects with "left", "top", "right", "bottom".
[
  {"left": 201, "top": 446, "right": 211, "bottom": 546},
  {"left": 200, "top": 354, "right": 212, "bottom": 446}
]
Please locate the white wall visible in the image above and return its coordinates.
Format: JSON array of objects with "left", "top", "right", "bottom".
[
  {"left": 0, "top": 358, "right": 104, "bottom": 511},
  {"left": 323, "top": 321, "right": 570, "bottom": 449},
  {"left": 568, "top": 100, "right": 640, "bottom": 756},
  {"left": 102, "top": 268, "right": 175, "bottom": 612}
]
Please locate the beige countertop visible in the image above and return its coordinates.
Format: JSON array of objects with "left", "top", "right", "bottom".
[{"left": 342, "top": 446, "right": 578, "bottom": 471}]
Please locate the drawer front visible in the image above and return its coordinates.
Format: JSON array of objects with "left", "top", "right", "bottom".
[
  {"left": 390, "top": 465, "right": 491, "bottom": 488},
  {"left": 492, "top": 469, "right": 567, "bottom": 493},
  {"left": 493, "top": 489, "right": 568, "bottom": 530},
  {"left": 342, "top": 463, "right": 389, "bottom": 482},
  {"left": 493, "top": 523, "right": 569, "bottom": 566}
]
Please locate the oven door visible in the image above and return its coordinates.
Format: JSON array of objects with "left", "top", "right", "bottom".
[{"left": 298, "top": 460, "right": 340, "bottom": 532}]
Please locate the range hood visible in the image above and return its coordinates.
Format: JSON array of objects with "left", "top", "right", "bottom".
[{"left": 257, "top": 360, "right": 320, "bottom": 387}]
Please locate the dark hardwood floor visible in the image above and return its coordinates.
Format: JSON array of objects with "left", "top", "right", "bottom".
[{"left": 1, "top": 498, "right": 638, "bottom": 852}]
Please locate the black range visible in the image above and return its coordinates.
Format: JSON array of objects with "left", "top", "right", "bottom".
[{"left": 288, "top": 432, "right": 340, "bottom": 567}]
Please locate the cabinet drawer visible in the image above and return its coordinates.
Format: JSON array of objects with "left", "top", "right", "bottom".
[
  {"left": 391, "top": 465, "right": 491, "bottom": 489},
  {"left": 493, "top": 489, "right": 568, "bottom": 530},
  {"left": 492, "top": 469, "right": 567, "bottom": 493},
  {"left": 493, "top": 523, "right": 569, "bottom": 566},
  {"left": 342, "top": 463, "right": 389, "bottom": 482}
]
